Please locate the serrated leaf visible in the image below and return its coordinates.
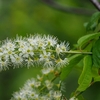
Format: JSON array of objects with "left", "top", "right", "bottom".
[
  {"left": 77, "top": 32, "right": 100, "bottom": 48},
  {"left": 85, "top": 12, "right": 100, "bottom": 31},
  {"left": 60, "top": 54, "right": 84, "bottom": 80},
  {"left": 77, "top": 55, "right": 92, "bottom": 91},
  {"left": 92, "top": 38, "right": 100, "bottom": 68}
]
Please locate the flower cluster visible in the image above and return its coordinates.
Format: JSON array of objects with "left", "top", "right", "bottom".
[
  {"left": 11, "top": 67, "right": 67, "bottom": 100},
  {"left": 0, "top": 34, "right": 69, "bottom": 71}
]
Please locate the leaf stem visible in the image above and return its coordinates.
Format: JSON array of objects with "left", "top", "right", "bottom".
[
  {"left": 63, "top": 51, "right": 92, "bottom": 55},
  {"left": 46, "top": 50, "right": 92, "bottom": 55}
]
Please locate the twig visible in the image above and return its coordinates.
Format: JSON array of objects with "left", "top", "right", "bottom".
[
  {"left": 40, "top": 0, "right": 96, "bottom": 16},
  {"left": 90, "top": 0, "right": 100, "bottom": 11}
]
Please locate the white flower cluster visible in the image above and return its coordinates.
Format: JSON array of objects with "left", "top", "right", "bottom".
[
  {"left": 11, "top": 67, "right": 67, "bottom": 100},
  {"left": 0, "top": 34, "right": 69, "bottom": 71}
]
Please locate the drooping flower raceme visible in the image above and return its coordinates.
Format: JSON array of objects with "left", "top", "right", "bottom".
[
  {"left": 0, "top": 34, "right": 69, "bottom": 71},
  {"left": 11, "top": 66, "right": 67, "bottom": 100}
]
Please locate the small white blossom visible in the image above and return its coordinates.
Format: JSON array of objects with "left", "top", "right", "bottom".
[
  {"left": 40, "top": 51, "right": 51, "bottom": 61},
  {"left": 45, "top": 35, "right": 57, "bottom": 47},
  {"left": 56, "top": 42, "right": 69, "bottom": 55},
  {"left": 56, "top": 44, "right": 62, "bottom": 55},
  {"left": 36, "top": 35, "right": 46, "bottom": 49},
  {"left": 0, "top": 60, "right": 8, "bottom": 71},
  {"left": 11, "top": 54, "right": 23, "bottom": 66},
  {"left": 0, "top": 34, "right": 69, "bottom": 71},
  {"left": 25, "top": 57, "right": 34, "bottom": 67},
  {"left": 43, "top": 59, "right": 54, "bottom": 67},
  {"left": 56, "top": 58, "right": 69, "bottom": 68},
  {"left": 3, "top": 40, "right": 16, "bottom": 51},
  {"left": 41, "top": 67, "right": 51, "bottom": 75},
  {"left": 27, "top": 36, "right": 38, "bottom": 47},
  {"left": 37, "top": 75, "right": 43, "bottom": 81},
  {"left": 53, "top": 91, "right": 62, "bottom": 99},
  {"left": 24, "top": 78, "right": 36, "bottom": 88},
  {"left": 45, "top": 80, "right": 53, "bottom": 90}
]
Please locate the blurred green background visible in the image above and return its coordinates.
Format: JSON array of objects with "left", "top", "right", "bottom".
[{"left": 0, "top": 0, "right": 100, "bottom": 100}]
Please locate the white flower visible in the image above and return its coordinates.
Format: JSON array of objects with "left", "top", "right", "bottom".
[
  {"left": 25, "top": 57, "right": 34, "bottom": 67},
  {"left": 47, "top": 90, "right": 54, "bottom": 98},
  {"left": 24, "top": 78, "right": 36, "bottom": 88},
  {"left": 56, "top": 44, "right": 62, "bottom": 55},
  {"left": 40, "top": 51, "right": 51, "bottom": 61},
  {"left": 35, "top": 35, "right": 46, "bottom": 49},
  {"left": 11, "top": 92, "right": 22, "bottom": 100},
  {"left": 56, "top": 58, "right": 69, "bottom": 68},
  {"left": 43, "top": 59, "right": 54, "bottom": 67},
  {"left": 3, "top": 49, "right": 15, "bottom": 60},
  {"left": 3, "top": 40, "right": 16, "bottom": 51},
  {"left": 45, "top": 35, "right": 57, "bottom": 47},
  {"left": 45, "top": 80, "right": 53, "bottom": 90},
  {"left": 40, "top": 96, "right": 50, "bottom": 100},
  {"left": 33, "top": 94, "right": 39, "bottom": 100},
  {"left": 35, "top": 81, "right": 41, "bottom": 88},
  {"left": 0, "top": 59, "right": 8, "bottom": 71},
  {"left": 41, "top": 67, "right": 51, "bottom": 75},
  {"left": 37, "top": 75, "right": 43, "bottom": 81},
  {"left": 27, "top": 35, "right": 38, "bottom": 47},
  {"left": 53, "top": 91, "right": 62, "bottom": 99},
  {"left": 0, "top": 34, "right": 69, "bottom": 71},
  {"left": 60, "top": 42, "right": 69, "bottom": 52},
  {"left": 20, "top": 44, "right": 34, "bottom": 58},
  {"left": 56, "top": 42, "right": 69, "bottom": 55},
  {"left": 10, "top": 54, "right": 23, "bottom": 66}
]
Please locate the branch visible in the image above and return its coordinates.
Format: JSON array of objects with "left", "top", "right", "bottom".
[
  {"left": 40, "top": 0, "right": 96, "bottom": 16},
  {"left": 90, "top": 0, "right": 100, "bottom": 11}
]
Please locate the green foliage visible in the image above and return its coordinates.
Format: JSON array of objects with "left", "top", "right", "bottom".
[
  {"left": 60, "top": 54, "right": 84, "bottom": 80},
  {"left": 91, "top": 67, "right": 100, "bottom": 82},
  {"left": 92, "top": 38, "right": 100, "bottom": 68},
  {"left": 77, "top": 55, "right": 92, "bottom": 91},
  {"left": 77, "top": 32, "right": 100, "bottom": 49},
  {"left": 77, "top": 95, "right": 86, "bottom": 100},
  {"left": 84, "top": 12, "right": 100, "bottom": 32}
]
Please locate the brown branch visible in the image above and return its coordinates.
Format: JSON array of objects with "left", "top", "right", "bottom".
[
  {"left": 40, "top": 0, "right": 96, "bottom": 16},
  {"left": 90, "top": 0, "right": 100, "bottom": 11}
]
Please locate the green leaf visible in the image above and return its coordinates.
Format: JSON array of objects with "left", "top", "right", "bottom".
[
  {"left": 77, "top": 32, "right": 100, "bottom": 49},
  {"left": 85, "top": 12, "right": 100, "bottom": 32},
  {"left": 92, "top": 67, "right": 99, "bottom": 78},
  {"left": 94, "top": 76, "right": 100, "bottom": 82},
  {"left": 92, "top": 67, "right": 100, "bottom": 82},
  {"left": 60, "top": 54, "right": 84, "bottom": 80},
  {"left": 92, "top": 38, "right": 100, "bottom": 68},
  {"left": 77, "top": 95, "right": 86, "bottom": 100},
  {"left": 70, "top": 92, "right": 86, "bottom": 100},
  {"left": 77, "top": 55, "right": 92, "bottom": 91}
]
